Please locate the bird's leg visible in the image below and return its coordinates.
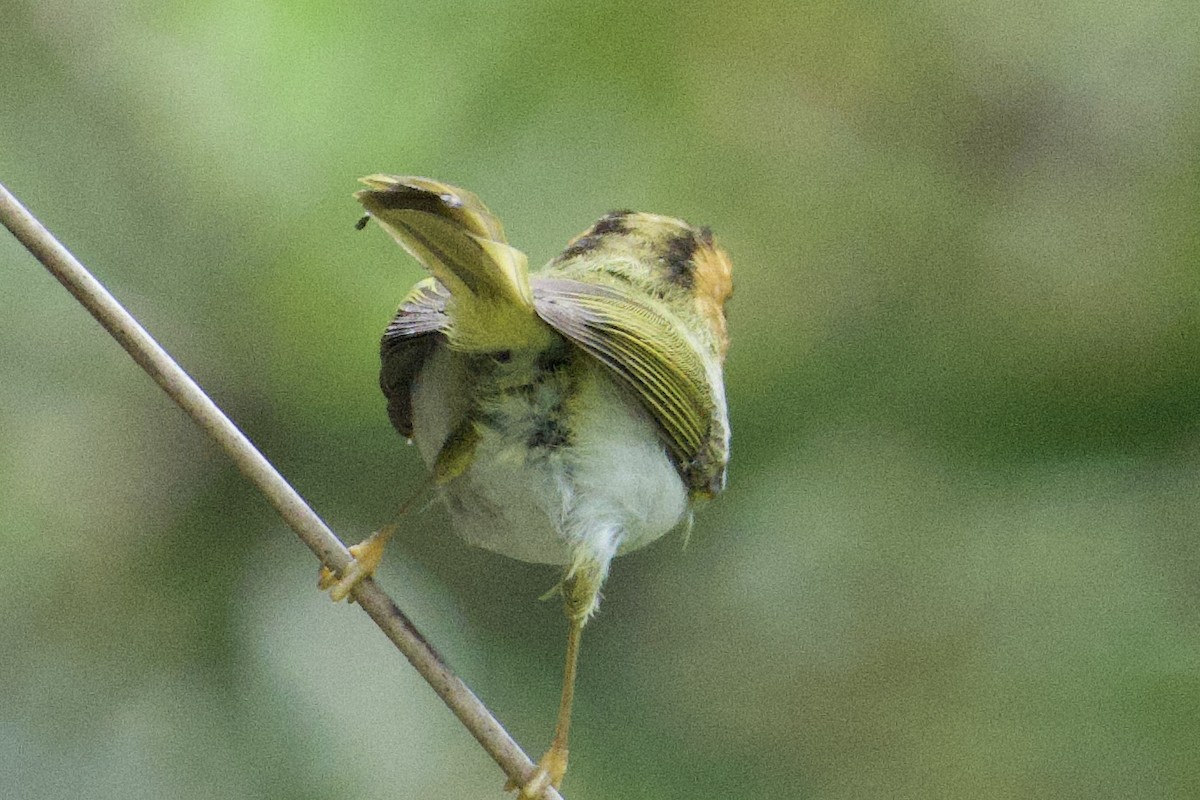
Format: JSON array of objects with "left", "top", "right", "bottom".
[
  {"left": 319, "top": 479, "right": 434, "bottom": 603},
  {"left": 318, "top": 523, "right": 397, "bottom": 602},
  {"left": 511, "top": 566, "right": 602, "bottom": 798}
]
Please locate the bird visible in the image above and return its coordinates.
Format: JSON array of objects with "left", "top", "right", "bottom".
[{"left": 322, "top": 175, "right": 732, "bottom": 797}]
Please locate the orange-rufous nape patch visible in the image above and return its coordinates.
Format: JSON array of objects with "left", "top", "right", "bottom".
[{"left": 692, "top": 238, "right": 734, "bottom": 358}]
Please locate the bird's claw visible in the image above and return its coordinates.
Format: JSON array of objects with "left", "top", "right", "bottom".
[
  {"left": 505, "top": 746, "right": 568, "bottom": 798},
  {"left": 318, "top": 530, "right": 392, "bottom": 602}
]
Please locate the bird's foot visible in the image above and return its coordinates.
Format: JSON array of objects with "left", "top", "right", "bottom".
[
  {"left": 317, "top": 527, "right": 394, "bottom": 602},
  {"left": 505, "top": 746, "right": 568, "bottom": 799}
]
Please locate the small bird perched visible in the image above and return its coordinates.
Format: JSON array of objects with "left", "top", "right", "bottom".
[{"left": 323, "top": 175, "right": 732, "bottom": 797}]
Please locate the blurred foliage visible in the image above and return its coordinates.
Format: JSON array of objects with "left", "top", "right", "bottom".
[{"left": 3, "top": 2, "right": 1199, "bottom": 799}]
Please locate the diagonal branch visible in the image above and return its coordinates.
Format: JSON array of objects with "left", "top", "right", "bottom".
[{"left": 0, "top": 181, "right": 562, "bottom": 800}]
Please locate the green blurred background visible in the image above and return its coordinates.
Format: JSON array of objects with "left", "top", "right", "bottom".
[{"left": 3, "top": 2, "right": 1199, "bottom": 798}]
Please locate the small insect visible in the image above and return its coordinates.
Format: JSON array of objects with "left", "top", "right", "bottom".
[{"left": 324, "top": 176, "right": 732, "bottom": 797}]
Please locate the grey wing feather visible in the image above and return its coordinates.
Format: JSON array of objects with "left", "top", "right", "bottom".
[{"left": 380, "top": 278, "right": 450, "bottom": 437}]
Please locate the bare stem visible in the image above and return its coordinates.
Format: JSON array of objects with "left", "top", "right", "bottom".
[{"left": 0, "top": 181, "right": 561, "bottom": 800}]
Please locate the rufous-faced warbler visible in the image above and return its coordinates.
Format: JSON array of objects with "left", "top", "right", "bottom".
[{"left": 321, "top": 175, "right": 732, "bottom": 797}]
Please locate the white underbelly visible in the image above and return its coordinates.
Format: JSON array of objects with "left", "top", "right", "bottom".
[{"left": 409, "top": 347, "right": 688, "bottom": 566}]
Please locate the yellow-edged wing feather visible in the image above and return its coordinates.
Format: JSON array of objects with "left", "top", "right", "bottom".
[
  {"left": 357, "top": 175, "right": 547, "bottom": 352},
  {"left": 532, "top": 277, "right": 728, "bottom": 496}
]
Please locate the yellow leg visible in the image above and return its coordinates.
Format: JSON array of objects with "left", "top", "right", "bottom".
[
  {"left": 510, "top": 570, "right": 600, "bottom": 797},
  {"left": 318, "top": 523, "right": 397, "bottom": 602},
  {"left": 319, "top": 480, "right": 432, "bottom": 602}
]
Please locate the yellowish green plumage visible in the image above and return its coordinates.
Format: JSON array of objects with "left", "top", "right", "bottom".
[{"left": 333, "top": 175, "right": 733, "bottom": 797}]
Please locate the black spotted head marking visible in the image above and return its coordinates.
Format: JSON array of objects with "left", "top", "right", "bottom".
[
  {"left": 590, "top": 210, "right": 632, "bottom": 236},
  {"left": 662, "top": 230, "right": 700, "bottom": 290},
  {"left": 558, "top": 210, "right": 633, "bottom": 261}
]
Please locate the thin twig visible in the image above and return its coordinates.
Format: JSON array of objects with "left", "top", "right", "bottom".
[{"left": 0, "top": 181, "right": 562, "bottom": 800}]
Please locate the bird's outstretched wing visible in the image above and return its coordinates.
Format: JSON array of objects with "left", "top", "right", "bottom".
[
  {"left": 357, "top": 175, "right": 546, "bottom": 352},
  {"left": 532, "top": 277, "right": 728, "bottom": 497}
]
